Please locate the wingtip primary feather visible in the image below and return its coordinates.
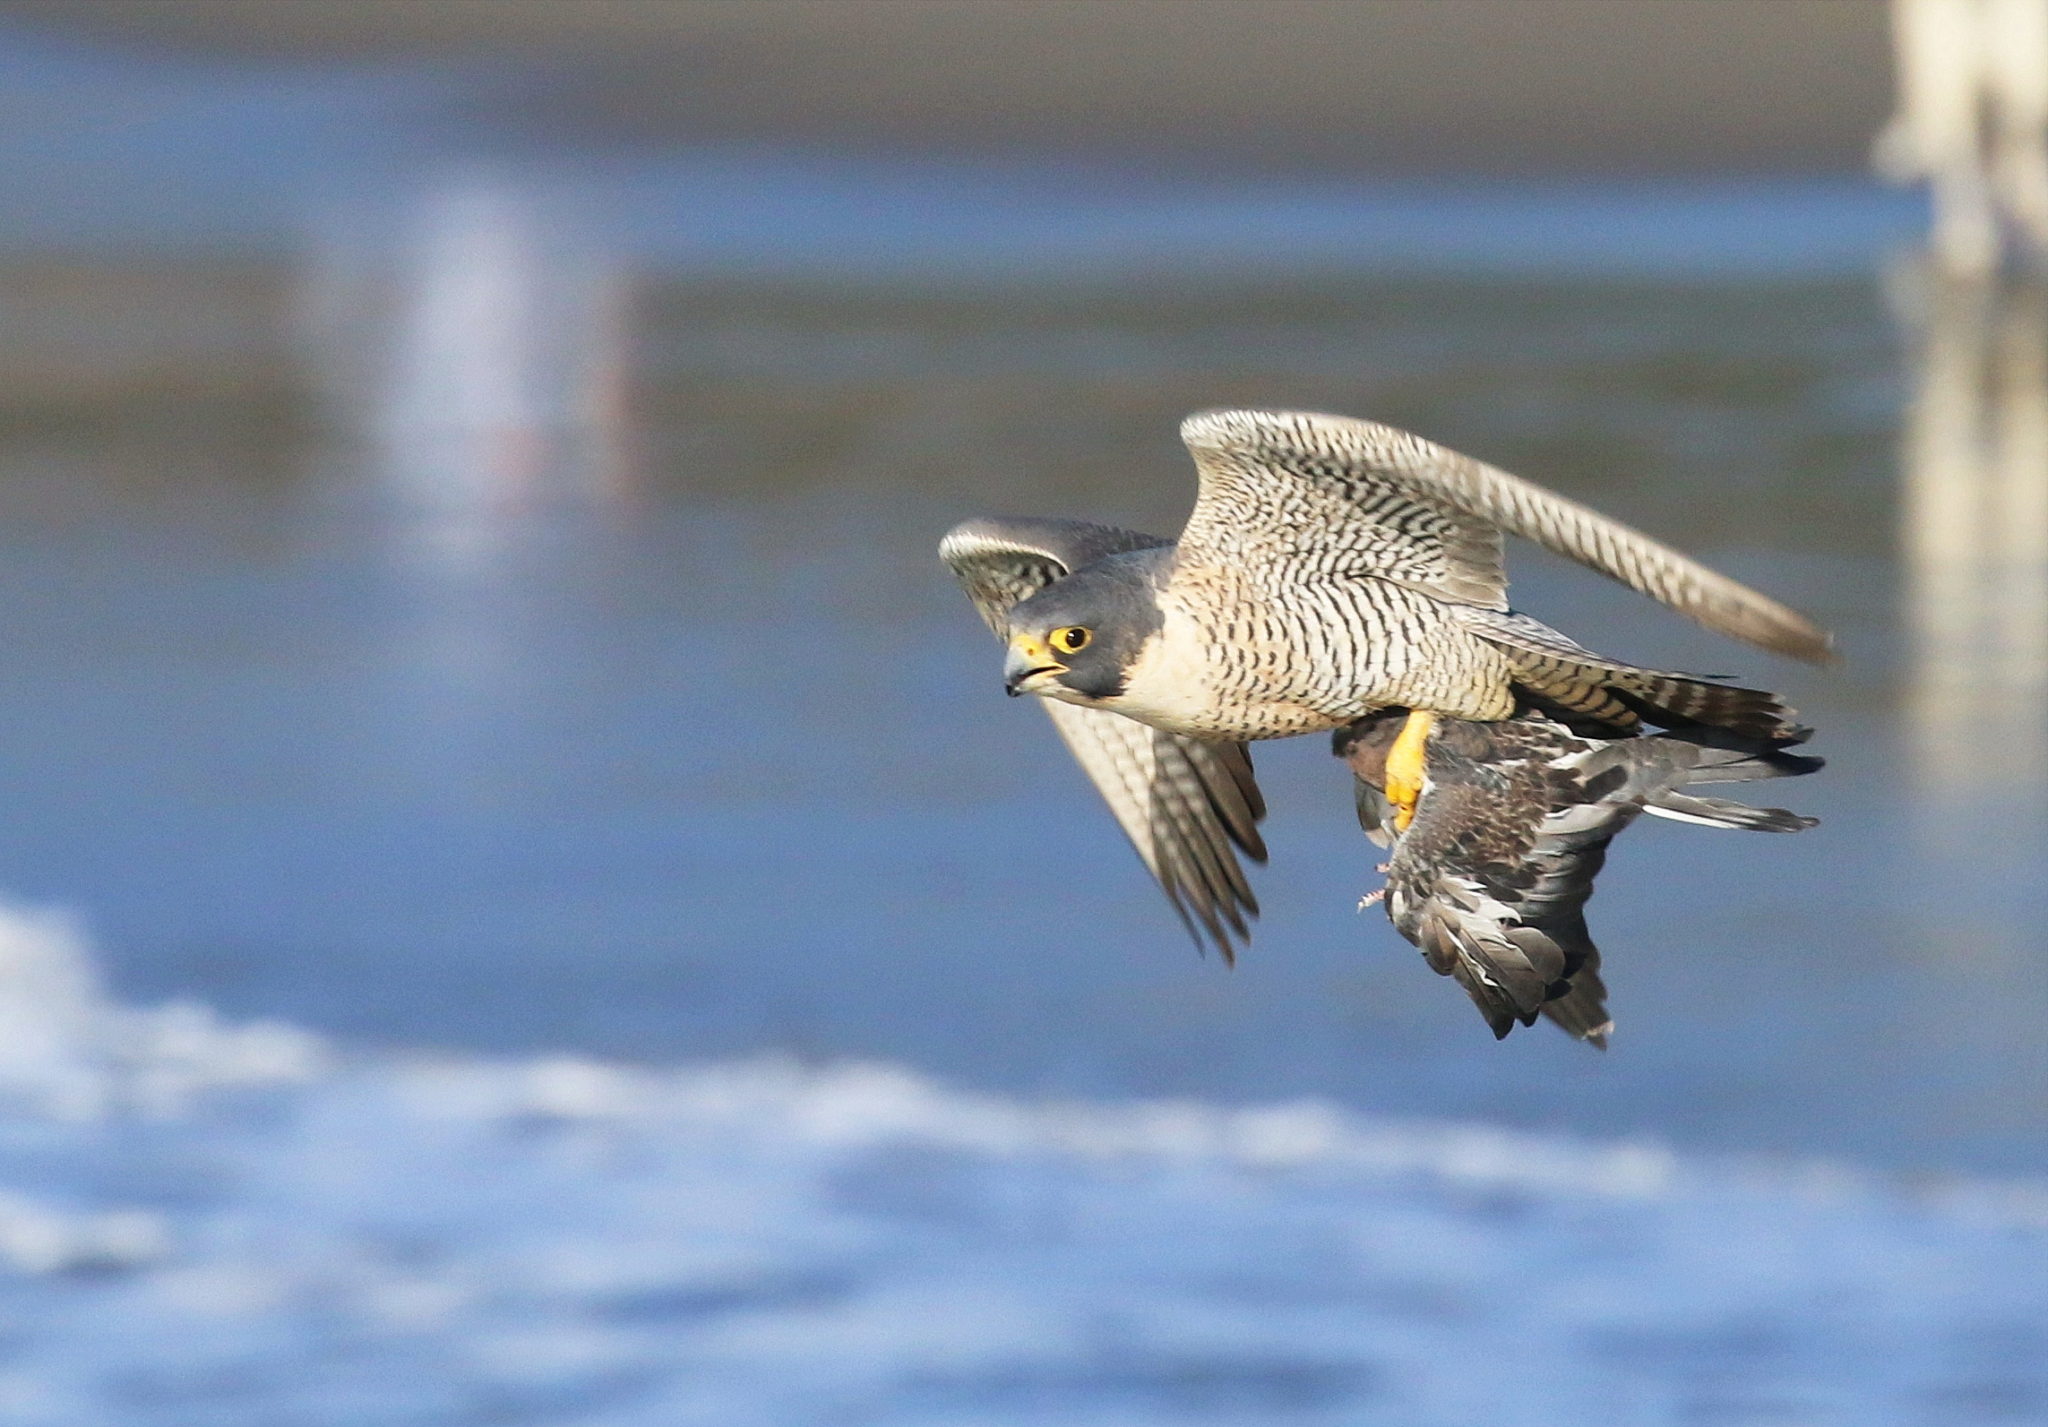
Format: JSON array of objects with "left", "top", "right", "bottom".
[
  {"left": 936, "top": 517, "right": 1008, "bottom": 561},
  {"left": 1708, "top": 598, "right": 1837, "bottom": 667},
  {"left": 937, "top": 517, "right": 1063, "bottom": 569}
]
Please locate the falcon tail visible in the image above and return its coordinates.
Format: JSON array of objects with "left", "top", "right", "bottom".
[{"left": 1468, "top": 609, "right": 1808, "bottom": 741}]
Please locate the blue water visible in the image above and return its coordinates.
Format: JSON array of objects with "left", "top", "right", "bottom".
[
  {"left": 0, "top": 908, "right": 2043, "bottom": 1427},
  {"left": 0, "top": 18, "right": 2044, "bottom": 1424},
  {"left": 0, "top": 21, "right": 1927, "bottom": 276},
  {"left": 1, "top": 262, "right": 2041, "bottom": 1172}
]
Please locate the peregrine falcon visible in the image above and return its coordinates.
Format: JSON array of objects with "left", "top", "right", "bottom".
[
  {"left": 1337, "top": 710, "right": 1820, "bottom": 1044},
  {"left": 940, "top": 408, "right": 1830, "bottom": 962}
]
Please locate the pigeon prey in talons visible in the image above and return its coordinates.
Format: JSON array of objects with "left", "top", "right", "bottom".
[
  {"left": 1337, "top": 710, "right": 1820, "bottom": 1044},
  {"left": 940, "top": 409, "right": 1831, "bottom": 963}
]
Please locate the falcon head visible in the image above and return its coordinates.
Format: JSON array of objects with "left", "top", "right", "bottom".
[{"left": 1001, "top": 555, "right": 1163, "bottom": 706}]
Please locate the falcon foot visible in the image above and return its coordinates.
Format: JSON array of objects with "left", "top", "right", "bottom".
[
  {"left": 1356, "top": 887, "right": 1385, "bottom": 909},
  {"left": 1383, "top": 709, "right": 1436, "bottom": 833}
]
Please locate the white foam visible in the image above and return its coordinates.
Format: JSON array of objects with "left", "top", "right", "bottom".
[
  {"left": 0, "top": 899, "right": 2039, "bottom": 1424},
  {"left": 0, "top": 903, "right": 325, "bottom": 1121}
]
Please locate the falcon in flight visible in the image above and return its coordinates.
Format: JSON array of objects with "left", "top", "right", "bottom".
[{"left": 940, "top": 409, "right": 1830, "bottom": 988}]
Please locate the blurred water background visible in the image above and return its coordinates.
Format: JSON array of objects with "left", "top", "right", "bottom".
[{"left": 0, "top": 4, "right": 2043, "bottom": 1423}]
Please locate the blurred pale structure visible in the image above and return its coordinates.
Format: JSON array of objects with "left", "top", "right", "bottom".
[
  {"left": 1880, "top": 0, "right": 2048, "bottom": 833},
  {"left": 1877, "top": 0, "right": 2048, "bottom": 270},
  {"left": 1896, "top": 263, "right": 2048, "bottom": 808},
  {"left": 301, "top": 170, "right": 635, "bottom": 562}
]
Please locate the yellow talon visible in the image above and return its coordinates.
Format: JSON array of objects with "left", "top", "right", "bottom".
[{"left": 1384, "top": 709, "right": 1435, "bottom": 833}]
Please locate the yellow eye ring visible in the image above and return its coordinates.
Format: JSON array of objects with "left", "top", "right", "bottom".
[{"left": 1050, "top": 626, "right": 1092, "bottom": 654}]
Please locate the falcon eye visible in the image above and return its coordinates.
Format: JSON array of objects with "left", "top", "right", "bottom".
[{"left": 1051, "top": 626, "right": 1092, "bottom": 653}]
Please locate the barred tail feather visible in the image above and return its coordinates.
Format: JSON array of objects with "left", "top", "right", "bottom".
[{"left": 1469, "top": 610, "right": 1805, "bottom": 740}]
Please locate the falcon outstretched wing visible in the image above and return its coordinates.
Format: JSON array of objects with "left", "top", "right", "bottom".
[
  {"left": 941, "top": 517, "right": 1268, "bottom": 961},
  {"left": 1177, "top": 409, "right": 1833, "bottom": 662}
]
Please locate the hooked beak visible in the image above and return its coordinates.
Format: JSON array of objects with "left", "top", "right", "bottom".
[{"left": 1003, "top": 634, "right": 1066, "bottom": 696}]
